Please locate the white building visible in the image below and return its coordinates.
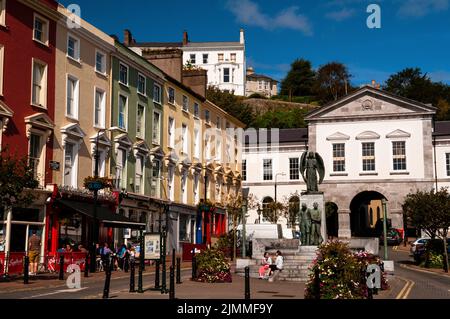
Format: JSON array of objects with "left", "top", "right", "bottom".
[
  {"left": 182, "top": 30, "right": 246, "bottom": 96},
  {"left": 243, "top": 86, "right": 450, "bottom": 239}
]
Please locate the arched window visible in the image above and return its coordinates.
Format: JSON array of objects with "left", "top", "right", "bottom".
[{"left": 262, "top": 196, "right": 274, "bottom": 220}]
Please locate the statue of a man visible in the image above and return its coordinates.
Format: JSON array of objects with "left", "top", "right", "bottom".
[
  {"left": 299, "top": 203, "right": 311, "bottom": 246},
  {"left": 309, "top": 202, "right": 323, "bottom": 246},
  {"left": 300, "top": 152, "right": 325, "bottom": 193}
]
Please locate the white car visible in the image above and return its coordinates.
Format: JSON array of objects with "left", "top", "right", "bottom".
[{"left": 410, "top": 238, "right": 429, "bottom": 255}]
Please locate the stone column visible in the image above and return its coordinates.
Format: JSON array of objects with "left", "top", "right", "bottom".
[{"left": 338, "top": 210, "right": 351, "bottom": 239}]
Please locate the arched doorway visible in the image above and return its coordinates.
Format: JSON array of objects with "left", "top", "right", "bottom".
[
  {"left": 261, "top": 196, "right": 274, "bottom": 223},
  {"left": 350, "top": 191, "right": 386, "bottom": 237},
  {"left": 325, "top": 202, "right": 339, "bottom": 238}
]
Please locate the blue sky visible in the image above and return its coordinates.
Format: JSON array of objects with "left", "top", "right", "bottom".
[{"left": 60, "top": 0, "right": 450, "bottom": 86}]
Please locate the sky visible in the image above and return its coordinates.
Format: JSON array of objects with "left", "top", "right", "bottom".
[{"left": 59, "top": 0, "right": 450, "bottom": 86}]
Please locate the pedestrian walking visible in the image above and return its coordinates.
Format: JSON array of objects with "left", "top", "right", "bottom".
[{"left": 28, "top": 230, "right": 41, "bottom": 276}]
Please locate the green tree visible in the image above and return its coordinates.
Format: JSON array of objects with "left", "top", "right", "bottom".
[
  {"left": 280, "top": 58, "right": 316, "bottom": 98},
  {"left": 206, "top": 86, "right": 255, "bottom": 128},
  {"left": 314, "top": 62, "right": 352, "bottom": 103},
  {"left": 402, "top": 188, "right": 450, "bottom": 272},
  {"left": 251, "top": 108, "right": 308, "bottom": 129},
  {"left": 0, "top": 147, "right": 39, "bottom": 209}
]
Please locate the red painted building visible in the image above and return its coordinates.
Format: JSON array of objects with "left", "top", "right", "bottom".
[{"left": 0, "top": 0, "right": 58, "bottom": 273}]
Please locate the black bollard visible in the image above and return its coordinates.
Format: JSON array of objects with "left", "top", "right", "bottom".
[
  {"left": 176, "top": 257, "right": 181, "bottom": 284},
  {"left": 102, "top": 255, "right": 113, "bottom": 299},
  {"left": 129, "top": 258, "right": 135, "bottom": 293},
  {"left": 23, "top": 256, "right": 29, "bottom": 284},
  {"left": 169, "top": 265, "right": 175, "bottom": 300},
  {"left": 244, "top": 266, "right": 250, "bottom": 299},
  {"left": 84, "top": 253, "right": 89, "bottom": 278},
  {"left": 155, "top": 259, "right": 160, "bottom": 289},
  {"left": 172, "top": 248, "right": 176, "bottom": 270},
  {"left": 124, "top": 253, "right": 129, "bottom": 273},
  {"left": 137, "top": 256, "right": 143, "bottom": 293},
  {"left": 59, "top": 254, "right": 65, "bottom": 280},
  {"left": 191, "top": 249, "right": 197, "bottom": 280},
  {"left": 314, "top": 267, "right": 320, "bottom": 299}
]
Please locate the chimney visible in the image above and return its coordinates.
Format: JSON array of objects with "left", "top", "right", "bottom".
[
  {"left": 124, "top": 29, "right": 133, "bottom": 46},
  {"left": 246, "top": 67, "right": 254, "bottom": 75},
  {"left": 371, "top": 79, "right": 376, "bottom": 87},
  {"left": 240, "top": 28, "right": 245, "bottom": 44},
  {"left": 183, "top": 30, "right": 189, "bottom": 45}
]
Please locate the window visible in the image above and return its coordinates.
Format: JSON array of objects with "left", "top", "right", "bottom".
[
  {"left": 95, "top": 50, "right": 106, "bottom": 74},
  {"left": 64, "top": 143, "right": 76, "bottom": 187},
  {"left": 29, "top": 134, "right": 43, "bottom": 186},
  {"left": 216, "top": 116, "right": 221, "bottom": 129},
  {"left": 189, "top": 54, "right": 196, "bottom": 64},
  {"left": 0, "top": 0, "right": 5, "bottom": 26},
  {"left": 194, "top": 128, "right": 200, "bottom": 158},
  {"left": 182, "top": 95, "right": 188, "bottom": 112},
  {"left": 446, "top": 153, "right": 450, "bottom": 176},
  {"left": 168, "top": 87, "right": 175, "bottom": 104},
  {"left": 289, "top": 158, "right": 300, "bottom": 180},
  {"left": 151, "top": 159, "right": 161, "bottom": 197},
  {"left": 263, "top": 159, "right": 273, "bottom": 181},
  {"left": 94, "top": 89, "right": 105, "bottom": 128},
  {"left": 153, "top": 84, "right": 161, "bottom": 104},
  {"left": 66, "top": 76, "right": 79, "bottom": 119},
  {"left": 33, "top": 14, "right": 49, "bottom": 45},
  {"left": 223, "top": 68, "right": 230, "bottom": 83},
  {"left": 119, "top": 62, "right": 128, "bottom": 86},
  {"left": 0, "top": 45, "right": 4, "bottom": 95},
  {"left": 258, "top": 81, "right": 263, "bottom": 90},
  {"left": 92, "top": 149, "right": 106, "bottom": 177},
  {"left": 362, "top": 142, "right": 375, "bottom": 171},
  {"left": 118, "top": 94, "right": 127, "bottom": 130},
  {"left": 116, "top": 149, "right": 127, "bottom": 189},
  {"left": 181, "top": 172, "right": 187, "bottom": 204},
  {"left": 203, "top": 54, "right": 208, "bottom": 64},
  {"left": 218, "top": 53, "right": 224, "bottom": 62},
  {"left": 136, "top": 104, "right": 145, "bottom": 138},
  {"left": 168, "top": 117, "right": 175, "bottom": 148},
  {"left": 332, "top": 143, "right": 345, "bottom": 172},
  {"left": 32, "top": 60, "right": 47, "bottom": 107},
  {"left": 392, "top": 141, "right": 406, "bottom": 170},
  {"left": 194, "top": 174, "right": 200, "bottom": 204},
  {"left": 205, "top": 133, "right": 211, "bottom": 159},
  {"left": 67, "top": 35, "right": 80, "bottom": 61},
  {"left": 152, "top": 111, "right": 161, "bottom": 144},
  {"left": 179, "top": 214, "right": 190, "bottom": 241},
  {"left": 194, "top": 102, "right": 199, "bottom": 117},
  {"left": 242, "top": 159, "right": 246, "bottom": 181},
  {"left": 205, "top": 110, "right": 210, "bottom": 123},
  {"left": 168, "top": 166, "right": 174, "bottom": 201},
  {"left": 135, "top": 155, "right": 144, "bottom": 194},
  {"left": 137, "top": 73, "right": 146, "bottom": 95},
  {"left": 182, "top": 124, "right": 188, "bottom": 154},
  {"left": 216, "top": 136, "right": 221, "bottom": 161},
  {"left": 230, "top": 53, "right": 236, "bottom": 62}
]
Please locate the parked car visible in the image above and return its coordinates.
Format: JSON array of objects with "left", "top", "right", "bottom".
[
  {"left": 409, "top": 238, "right": 429, "bottom": 255},
  {"left": 413, "top": 238, "right": 450, "bottom": 264},
  {"left": 380, "top": 228, "right": 402, "bottom": 246}
]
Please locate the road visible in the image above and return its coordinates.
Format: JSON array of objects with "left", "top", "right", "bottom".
[{"left": 388, "top": 246, "right": 450, "bottom": 299}]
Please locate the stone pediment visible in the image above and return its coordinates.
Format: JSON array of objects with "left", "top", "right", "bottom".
[
  {"left": 386, "top": 129, "right": 411, "bottom": 139},
  {"left": 114, "top": 133, "right": 133, "bottom": 147},
  {"left": 150, "top": 146, "right": 165, "bottom": 159},
  {"left": 61, "top": 123, "right": 86, "bottom": 139},
  {"left": 356, "top": 131, "right": 380, "bottom": 140},
  {"left": 306, "top": 86, "right": 437, "bottom": 121},
  {"left": 326, "top": 132, "right": 350, "bottom": 141},
  {"left": 90, "top": 131, "right": 112, "bottom": 148},
  {"left": 0, "top": 100, "right": 13, "bottom": 132},
  {"left": 133, "top": 140, "right": 150, "bottom": 156},
  {"left": 25, "top": 112, "right": 55, "bottom": 130}
]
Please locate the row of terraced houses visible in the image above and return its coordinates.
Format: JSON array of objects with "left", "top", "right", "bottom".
[{"left": 0, "top": 0, "right": 245, "bottom": 265}]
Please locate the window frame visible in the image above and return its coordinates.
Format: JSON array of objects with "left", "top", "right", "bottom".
[
  {"left": 194, "top": 127, "right": 200, "bottom": 159},
  {"left": 95, "top": 49, "right": 107, "bottom": 75},
  {"left": 202, "top": 54, "right": 208, "bottom": 64},
  {"left": 223, "top": 67, "right": 230, "bottom": 83},
  {"left": 0, "top": 0, "right": 6, "bottom": 27},
  {"left": 119, "top": 62, "right": 129, "bottom": 87},
  {"left": 66, "top": 74, "right": 79, "bottom": 120},
  {"left": 63, "top": 141, "right": 78, "bottom": 188},
  {"left": 168, "top": 117, "right": 175, "bottom": 148},
  {"left": 362, "top": 142, "right": 376, "bottom": 172},
  {"left": 218, "top": 53, "right": 224, "bottom": 62},
  {"left": 94, "top": 87, "right": 106, "bottom": 129},
  {"left": 67, "top": 33, "right": 81, "bottom": 62},
  {"left": 182, "top": 95, "right": 189, "bottom": 112},
  {"left": 189, "top": 54, "right": 196, "bottom": 64},
  {"left": 289, "top": 158, "right": 300, "bottom": 180},
  {"left": 135, "top": 154, "right": 144, "bottom": 194},
  {"left": 204, "top": 109, "right": 210, "bottom": 124},
  {"left": 242, "top": 159, "right": 247, "bottom": 181},
  {"left": 446, "top": 153, "right": 450, "bottom": 177},
  {"left": 31, "top": 58, "right": 48, "bottom": 108},
  {"left": 0, "top": 44, "right": 4, "bottom": 96},
  {"left": 230, "top": 53, "right": 236, "bottom": 62},
  {"left": 263, "top": 158, "right": 273, "bottom": 181},
  {"left": 392, "top": 141, "right": 407, "bottom": 171},
  {"left": 118, "top": 93, "right": 128, "bottom": 131},
  {"left": 332, "top": 143, "right": 346, "bottom": 172},
  {"left": 168, "top": 87, "right": 175, "bottom": 105},
  {"left": 136, "top": 103, "right": 145, "bottom": 139},
  {"left": 181, "top": 123, "right": 188, "bottom": 154},
  {"left": 152, "top": 110, "right": 161, "bottom": 145},
  {"left": 193, "top": 102, "right": 199, "bottom": 118},
  {"left": 33, "top": 13, "right": 49, "bottom": 46},
  {"left": 137, "top": 72, "right": 146, "bottom": 96},
  {"left": 153, "top": 83, "right": 161, "bottom": 104}
]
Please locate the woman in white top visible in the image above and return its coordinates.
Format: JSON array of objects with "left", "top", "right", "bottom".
[
  {"left": 258, "top": 252, "right": 272, "bottom": 279},
  {"left": 269, "top": 250, "right": 283, "bottom": 275}
]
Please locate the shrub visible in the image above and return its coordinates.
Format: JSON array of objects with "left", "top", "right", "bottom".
[
  {"left": 305, "top": 240, "right": 389, "bottom": 299},
  {"left": 196, "top": 248, "right": 232, "bottom": 283}
]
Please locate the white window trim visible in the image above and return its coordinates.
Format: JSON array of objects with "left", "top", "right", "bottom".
[
  {"left": 119, "top": 62, "right": 129, "bottom": 87},
  {"left": 194, "top": 127, "right": 200, "bottom": 159},
  {"left": 118, "top": 92, "right": 129, "bottom": 131},
  {"left": 62, "top": 140, "right": 79, "bottom": 188},
  {"left": 263, "top": 158, "right": 273, "bottom": 181},
  {"left": 446, "top": 153, "right": 450, "bottom": 177},
  {"left": 167, "top": 86, "right": 175, "bottom": 106},
  {"left": 361, "top": 142, "right": 376, "bottom": 172},
  {"left": 0, "top": 44, "right": 4, "bottom": 96},
  {"left": 168, "top": 117, "right": 175, "bottom": 149},
  {"left": 182, "top": 95, "right": 189, "bottom": 113},
  {"left": 0, "top": 0, "right": 6, "bottom": 27},
  {"left": 181, "top": 123, "right": 188, "bottom": 155},
  {"left": 95, "top": 49, "right": 107, "bottom": 76},
  {"left": 193, "top": 102, "right": 200, "bottom": 119},
  {"left": 33, "top": 13, "right": 49, "bottom": 46},
  {"left": 137, "top": 72, "right": 147, "bottom": 97},
  {"left": 67, "top": 33, "right": 81, "bottom": 63},
  {"left": 136, "top": 103, "right": 146, "bottom": 139},
  {"left": 93, "top": 87, "right": 106, "bottom": 129},
  {"left": 66, "top": 74, "right": 79, "bottom": 120},
  {"left": 116, "top": 147, "right": 128, "bottom": 190},
  {"left": 332, "top": 142, "right": 346, "bottom": 174},
  {"left": 31, "top": 58, "right": 48, "bottom": 109},
  {"left": 152, "top": 110, "right": 161, "bottom": 145},
  {"left": 135, "top": 154, "right": 145, "bottom": 194},
  {"left": 28, "top": 129, "right": 46, "bottom": 188},
  {"left": 391, "top": 140, "right": 408, "bottom": 173},
  {"left": 153, "top": 83, "right": 162, "bottom": 104}
]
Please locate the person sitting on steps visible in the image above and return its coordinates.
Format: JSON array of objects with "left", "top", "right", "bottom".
[
  {"left": 268, "top": 250, "right": 283, "bottom": 281},
  {"left": 258, "top": 252, "right": 272, "bottom": 279}
]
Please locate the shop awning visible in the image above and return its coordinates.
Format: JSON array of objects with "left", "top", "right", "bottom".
[{"left": 55, "top": 199, "right": 146, "bottom": 230}]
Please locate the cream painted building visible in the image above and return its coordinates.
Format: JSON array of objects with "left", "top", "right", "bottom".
[
  {"left": 245, "top": 67, "right": 278, "bottom": 98},
  {"left": 53, "top": 5, "right": 115, "bottom": 189}
]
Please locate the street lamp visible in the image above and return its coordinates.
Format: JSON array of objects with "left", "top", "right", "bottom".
[
  {"left": 274, "top": 172, "right": 286, "bottom": 203},
  {"left": 257, "top": 204, "right": 262, "bottom": 224},
  {"left": 381, "top": 198, "right": 388, "bottom": 260}
]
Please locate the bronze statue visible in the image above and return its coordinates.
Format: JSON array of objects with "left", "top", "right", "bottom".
[
  {"left": 300, "top": 151, "right": 325, "bottom": 193},
  {"left": 299, "top": 203, "right": 311, "bottom": 246},
  {"left": 309, "top": 202, "right": 323, "bottom": 246}
]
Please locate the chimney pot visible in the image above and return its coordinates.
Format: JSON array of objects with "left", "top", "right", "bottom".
[
  {"left": 183, "top": 31, "right": 189, "bottom": 45},
  {"left": 124, "top": 29, "right": 132, "bottom": 46}
]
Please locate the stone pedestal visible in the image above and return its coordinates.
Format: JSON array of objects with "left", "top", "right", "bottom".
[{"left": 300, "top": 192, "right": 327, "bottom": 244}]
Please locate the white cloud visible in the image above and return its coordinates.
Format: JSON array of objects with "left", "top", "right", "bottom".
[
  {"left": 226, "top": 0, "right": 313, "bottom": 36},
  {"left": 325, "top": 8, "right": 356, "bottom": 21},
  {"left": 398, "top": 0, "right": 449, "bottom": 17}
]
